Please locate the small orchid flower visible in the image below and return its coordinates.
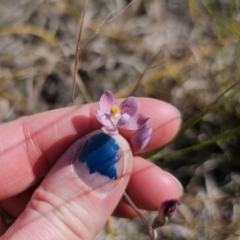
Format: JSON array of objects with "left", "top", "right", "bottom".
[
  {"left": 96, "top": 90, "right": 152, "bottom": 152},
  {"left": 152, "top": 199, "right": 180, "bottom": 229}
]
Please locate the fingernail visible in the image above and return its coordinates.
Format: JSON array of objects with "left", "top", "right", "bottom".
[
  {"left": 73, "top": 130, "right": 130, "bottom": 195},
  {"left": 169, "top": 173, "right": 183, "bottom": 197}
]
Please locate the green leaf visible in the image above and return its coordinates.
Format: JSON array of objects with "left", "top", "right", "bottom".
[
  {"left": 151, "top": 126, "right": 240, "bottom": 160},
  {"left": 143, "top": 86, "right": 240, "bottom": 159},
  {"left": 179, "top": 87, "right": 240, "bottom": 135}
]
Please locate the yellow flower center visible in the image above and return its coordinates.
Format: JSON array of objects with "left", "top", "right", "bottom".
[
  {"left": 110, "top": 106, "right": 120, "bottom": 114},
  {"left": 110, "top": 106, "right": 121, "bottom": 124}
]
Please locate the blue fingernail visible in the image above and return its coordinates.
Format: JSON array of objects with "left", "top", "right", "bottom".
[
  {"left": 73, "top": 131, "right": 125, "bottom": 194},
  {"left": 79, "top": 133, "right": 120, "bottom": 179}
]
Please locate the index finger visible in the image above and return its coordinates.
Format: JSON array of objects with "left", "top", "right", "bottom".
[{"left": 0, "top": 98, "right": 180, "bottom": 199}]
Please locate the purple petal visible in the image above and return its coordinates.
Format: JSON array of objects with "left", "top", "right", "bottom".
[
  {"left": 117, "top": 113, "right": 131, "bottom": 127},
  {"left": 119, "top": 96, "right": 138, "bottom": 117},
  {"left": 159, "top": 199, "right": 180, "bottom": 223},
  {"left": 130, "top": 125, "right": 152, "bottom": 153},
  {"left": 102, "top": 126, "right": 119, "bottom": 135},
  {"left": 100, "top": 90, "right": 117, "bottom": 114},
  {"left": 123, "top": 113, "right": 150, "bottom": 130},
  {"left": 95, "top": 110, "right": 114, "bottom": 127},
  {"left": 152, "top": 199, "right": 180, "bottom": 229}
]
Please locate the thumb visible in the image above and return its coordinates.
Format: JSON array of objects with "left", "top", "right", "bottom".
[{"left": 3, "top": 130, "right": 133, "bottom": 240}]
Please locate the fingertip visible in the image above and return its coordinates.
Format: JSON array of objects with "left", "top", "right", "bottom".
[
  {"left": 127, "top": 157, "right": 182, "bottom": 211},
  {"left": 145, "top": 99, "right": 181, "bottom": 150}
]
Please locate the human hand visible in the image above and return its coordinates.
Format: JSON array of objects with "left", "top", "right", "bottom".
[{"left": 0, "top": 98, "right": 182, "bottom": 240}]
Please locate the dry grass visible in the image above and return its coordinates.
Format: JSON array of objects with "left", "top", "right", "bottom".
[{"left": 1, "top": 0, "right": 240, "bottom": 239}]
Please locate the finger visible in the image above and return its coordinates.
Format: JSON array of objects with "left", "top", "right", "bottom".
[
  {"left": 126, "top": 156, "right": 183, "bottom": 210},
  {"left": 0, "top": 99, "right": 180, "bottom": 200},
  {"left": 0, "top": 185, "right": 37, "bottom": 218},
  {"left": 2, "top": 131, "right": 133, "bottom": 239},
  {"left": 112, "top": 157, "right": 182, "bottom": 218},
  {"left": 113, "top": 201, "right": 147, "bottom": 218},
  {"left": 0, "top": 156, "right": 182, "bottom": 219}
]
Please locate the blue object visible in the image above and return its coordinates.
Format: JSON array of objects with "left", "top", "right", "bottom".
[{"left": 79, "top": 133, "right": 120, "bottom": 179}]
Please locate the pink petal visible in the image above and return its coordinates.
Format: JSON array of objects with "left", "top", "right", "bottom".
[
  {"left": 100, "top": 90, "right": 117, "bottom": 114},
  {"left": 130, "top": 126, "right": 152, "bottom": 153},
  {"left": 102, "top": 126, "right": 119, "bottom": 135},
  {"left": 119, "top": 96, "right": 138, "bottom": 117},
  {"left": 117, "top": 113, "right": 131, "bottom": 127},
  {"left": 123, "top": 113, "right": 150, "bottom": 130},
  {"left": 95, "top": 110, "right": 114, "bottom": 127}
]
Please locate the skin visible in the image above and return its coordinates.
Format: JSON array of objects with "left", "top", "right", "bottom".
[{"left": 0, "top": 98, "right": 182, "bottom": 240}]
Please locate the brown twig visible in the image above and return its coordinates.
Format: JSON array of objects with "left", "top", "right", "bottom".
[
  {"left": 71, "top": 0, "right": 88, "bottom": 106},
  {"left": 123, "top": 192, "right": 155, "bottom": 239}
]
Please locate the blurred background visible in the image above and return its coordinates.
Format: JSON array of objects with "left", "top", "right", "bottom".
[{"left": 1, "top": 0, "right": 240, "bottom": 239}]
